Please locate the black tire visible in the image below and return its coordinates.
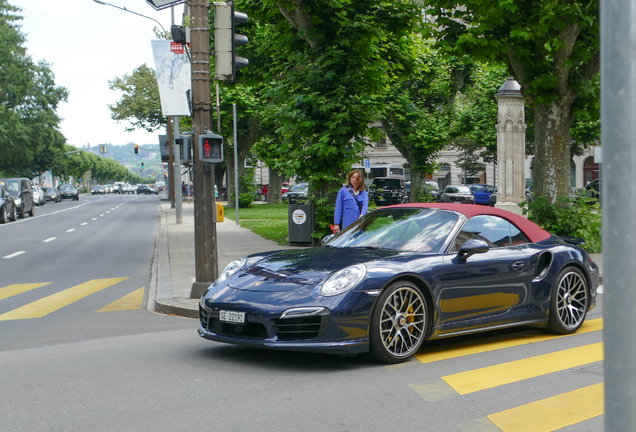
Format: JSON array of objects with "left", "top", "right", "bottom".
[
  {"left": 18, "top": 203, "right": 25, "bottom": 218},
  {"left": 369, "top": 280, "right": 428, "bottom": 363},
  {"left": 8, "top": 205, "right": 16, "bottom": 221},
  {"left": 0, "top": 206, "right": 6, "bottom": 224},
  {"left": 546, "top": 266, "right": 589, "bottom": 334},
  {"left": 28, "top": 204, "right": 34, "bottom": 217}
]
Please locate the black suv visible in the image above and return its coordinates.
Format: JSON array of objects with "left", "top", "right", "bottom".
[
  {"left": 368, "top": 178, "right": 407, "bottom": 205},
  {"left": 0, "top": 178, "right": 34, "bottom": 218}
]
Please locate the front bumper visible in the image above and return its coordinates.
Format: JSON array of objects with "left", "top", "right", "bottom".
[{"left": 198, "top": 286, "right": 376, "bottom": 355}]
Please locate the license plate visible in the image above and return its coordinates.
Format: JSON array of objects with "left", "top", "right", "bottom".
[{"left": 219, "top": 310, "right": 245, "bottom": 324}]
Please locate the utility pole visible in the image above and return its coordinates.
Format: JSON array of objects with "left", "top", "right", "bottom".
[{"left": 189, "top": 0, "right": 219, "bottom": 298}]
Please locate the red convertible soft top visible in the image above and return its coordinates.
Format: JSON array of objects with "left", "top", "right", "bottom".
[{"left": 387, "top": 203, "right": 552, "bottom": 243}]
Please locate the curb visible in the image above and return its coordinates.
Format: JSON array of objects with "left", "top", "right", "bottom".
[
  {"left": 155, "top": 297, "right": 199, "bottom": 318},
  {"left": 153, "top": 206, "right": 199, "bottom": 318}
]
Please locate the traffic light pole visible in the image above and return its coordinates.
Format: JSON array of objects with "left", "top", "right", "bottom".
[
  {"left": 189, "top": 0, "right": 219, "bottom": 298},
  {"left": 167, "top": 116, "right": 175, "bottom": 208}
]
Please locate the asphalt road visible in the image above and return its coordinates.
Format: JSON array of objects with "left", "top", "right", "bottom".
[{"left": 0, "top": 194, "right": 605, "bottom": 431}]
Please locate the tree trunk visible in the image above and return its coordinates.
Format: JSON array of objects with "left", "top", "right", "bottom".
[
  {"left": 533, "top": 101, "right": 573, "bottom": 204},
  {"left": 408, "top": 168, "right": 429, "bottom": 203},
  {"left": 267, "top": 168, "right": 283, "bottom": 203}
]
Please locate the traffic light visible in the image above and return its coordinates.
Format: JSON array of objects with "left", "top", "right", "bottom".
[
  {"left": 198, "top": 133, "right": 223, "bottom": 163},
  {"left": 176, "top": 135, "right": 192, "bottom": 164},
  {"left": 134, "top": 144, "right": 139, "bottom": 154},
  {"left": 214, "top": 1, "right": 248, "bottom": 83},
  {"left": 141, "top": 162, "right": 145, "bottom": 169}
]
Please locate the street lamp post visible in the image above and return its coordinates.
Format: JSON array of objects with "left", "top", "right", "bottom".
[{"left": 92, "top": 0, "right": 167, "bottom": 35}]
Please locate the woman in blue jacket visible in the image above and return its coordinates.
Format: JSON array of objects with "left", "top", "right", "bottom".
[{"left": 333, "top": 170, "right": 369, "bottom": 233}]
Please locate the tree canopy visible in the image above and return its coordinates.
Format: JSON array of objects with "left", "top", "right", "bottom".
[
  {"left": 425, "top": 0, "right": 600, "bottom": 202},
  {"left": 0, "top": 0, "right": 68, "bottom": 177}
]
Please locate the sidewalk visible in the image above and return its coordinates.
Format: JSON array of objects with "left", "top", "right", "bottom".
[
  {"left": 150, "top": 201, "right": 604, "bottom": 318},
  {"left": 152, "top": 202, "right": 297, "bottom": 318}
]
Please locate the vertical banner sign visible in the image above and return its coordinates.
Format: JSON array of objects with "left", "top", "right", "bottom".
[{"left": 151, "top": 40, "right": 192, "bottom": 116}]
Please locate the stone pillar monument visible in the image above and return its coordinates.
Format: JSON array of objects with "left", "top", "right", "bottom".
[{"left": 495, "top": 77, "right": 527, "bottom": 216}]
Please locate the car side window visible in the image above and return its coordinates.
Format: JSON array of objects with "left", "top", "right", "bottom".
[
  {"left": 451, "top": 215, "right": 527, "bottom": 251},
  {"left": 509, "top": 223, "right": 530, "bottom": 245}
]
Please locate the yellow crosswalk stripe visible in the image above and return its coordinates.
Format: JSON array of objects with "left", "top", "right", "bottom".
[
  {"left": 0, "top": 278, "right": 128, "bottom": 321},
  {"left": 487, "top": 383, "right": 604, "bottom": 432},
  {"left": 415, "top": 318, "right": 603, "bottom": 364},
  {"left": 97, "top": 287, "right": 145, "bottom": 312},
  {"left": 0, "top": 283, "right": 51, "bottom": 301},
  {"left": 443, "top": 342, "right": 603, "bottom": 395}
]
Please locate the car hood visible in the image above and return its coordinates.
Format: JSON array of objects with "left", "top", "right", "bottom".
[{"left": 226, "top": 247, "right": 405, "bottom": 292}]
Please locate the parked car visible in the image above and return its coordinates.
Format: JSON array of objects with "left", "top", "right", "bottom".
[
  {"left": 489, "top": 190, "right": 497, "bottom": 206},
  {"left": 199, "top": 203, "right": 599, "bottom": 363},
  {"left": 468, "top": 184, "right": 494, "bottom": 205},
  {"left": 59, "top": 184, "right": 79, "bottom": 201},
  {"left": 368, "top": 178, "right": 408, "bottom": 205},
  {"left": 122, "top": 183, "right": 134, "bottom": 194},
  {"left": 282, "top": 182, "right": 309, "bottom": 204},
  {"left": 43, "top": 187, "right": 62, "bottom": 203},
  {"left": 585, "top": 179, "right": 601, "bottom": 204},
  {"left": 0, "top": 178, "right": 34, "bottom": 218},
  {"left": 440, "top": 185, "right": 474, "bottom": 204},
  {"left": 0, "top": 181, "right": 17, "bottom": 223},
  {"left": 32, "top": 185, "right": 45, "bottom": 206}
]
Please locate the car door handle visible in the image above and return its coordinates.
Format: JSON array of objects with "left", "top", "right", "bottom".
[{"left": 512, "top": 262, "right": 525, "bottom": 271}]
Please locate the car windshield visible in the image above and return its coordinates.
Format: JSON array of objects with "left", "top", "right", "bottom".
[
  {"left": 445, "top": 186, "right": 471, "bottom": 194},
  {"left": 3, "top": 180, "right": 19, "bottom": 197},
  {"left": 60, "top": 185, "right": 73, "bottom": 190},
  {"left": 372, "top": 179, "right": 401, "bottom": 189},
  {"left": 291, "top": 183, "right": 308, "bottom": 192},
  {"left": 327, "top": 208, "right": 459, "bottom": 253},
  {"left": 44, "top": 187, "right": 56, "bottom": 193}
]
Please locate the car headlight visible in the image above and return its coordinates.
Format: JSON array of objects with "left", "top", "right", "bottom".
[
  {"left": 319, "top": 264, "right": 366, "bottom": 297},
  {"left": 15, "top": 198, "right": 21, "bottom": 205},
  {"left": 215, "top": 258, "right": 247, "bottom": 285}
]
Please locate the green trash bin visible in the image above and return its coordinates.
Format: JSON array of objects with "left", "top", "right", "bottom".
[{"left": 288, "top": 201, "right": 315, "bottom": 246}]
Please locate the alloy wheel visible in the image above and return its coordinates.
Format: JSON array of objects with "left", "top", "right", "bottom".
[
  {"left": 378, "top": 286, "right": 426, "bottom": 359},
  {"left": 556, "top": 271, "right": 588, "bottom": 329}
]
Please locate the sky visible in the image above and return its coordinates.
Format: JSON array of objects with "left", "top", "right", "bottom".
[{"left": 17, "top": 0, "right": 185, "bottom": 147}]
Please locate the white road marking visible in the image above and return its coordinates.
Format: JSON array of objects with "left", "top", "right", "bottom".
[
  {"left": 66, "top": 229, "right": 75, "bottom": 233},
  {"left": 106, "top": 211, "right": 110, "bottom": 214},
  {"left": 43, "top": 237, "right": 56, "bottom": 243},
  {"left": 92, "top": 218, "right": 97, "bottom": 220},
  {"left": 100, "top": 214, "right": 104, "bottom": 216},
  {"left": 3, "top": 251, "right": 26, "bottom": 259},
  {"left": 110, "top": 208, "right": 115, "bottom": 210},
  {"left": 81, "top": 222, "right": 88, "bottom": 226}
]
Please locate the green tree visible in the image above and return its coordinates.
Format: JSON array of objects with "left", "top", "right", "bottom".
[
  {"left": 426, "top": 0, "right": 599, "bottom": 203},
  {"left": 377, "top": 40, "right": 457, "bottom": 202},
  {"left": 0, "top": 0, "right": 68, "bottom": 177},
  {"left": 108, "top": 64, "right": 166, "bottom": 133},
  {"left": 241, "top": 0, "right": 423, "bottom": 236}
]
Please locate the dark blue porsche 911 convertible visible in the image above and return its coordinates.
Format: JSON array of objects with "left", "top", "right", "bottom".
[{"left": 199, "top": 203, "right": 599, "bottom": 363}]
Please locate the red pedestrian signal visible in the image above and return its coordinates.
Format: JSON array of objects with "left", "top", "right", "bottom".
[
  {"left": 198, "top": 133, "right": 223, "bottom": 163},
  {"left": 134, "top": 145, "right": 139, "bottom": 154}
]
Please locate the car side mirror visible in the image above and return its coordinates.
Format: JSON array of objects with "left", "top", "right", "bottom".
[
  {"left": 321, "top": 234, "right": 334, "bottom": 245},
  {"left": 457, "top": 238, "right": 490, "bottom": 260}
]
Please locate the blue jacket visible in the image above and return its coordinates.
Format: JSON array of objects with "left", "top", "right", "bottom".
[{"left": 334, "top": 187, "right": 368, "bottom": 229}]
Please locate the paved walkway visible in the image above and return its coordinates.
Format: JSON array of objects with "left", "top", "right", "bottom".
[
  {"left": 152, "top": 202, "right": 297, "bottom": 317},
  {"left": 150, "top": 201, "right": 604, "bottom": 318}
]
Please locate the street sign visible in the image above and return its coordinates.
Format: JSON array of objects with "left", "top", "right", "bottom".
[
  {"left": 146, "top": 0, "right": 186, "bottom": 11},
  {"left": 364, "top": 159, "right": 370, "bottom": 173}
]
